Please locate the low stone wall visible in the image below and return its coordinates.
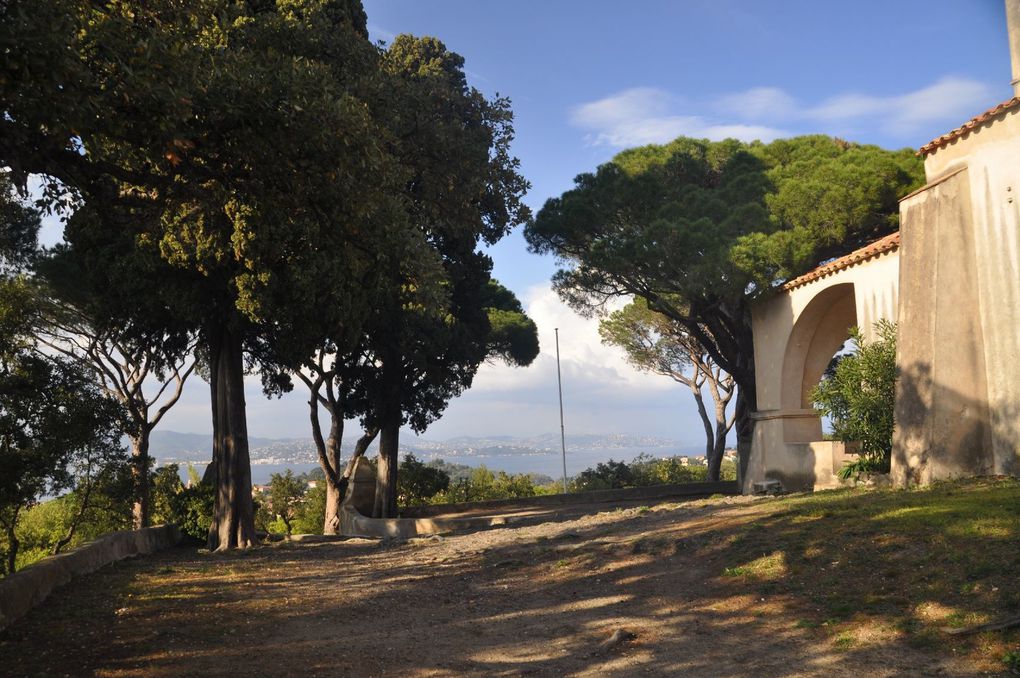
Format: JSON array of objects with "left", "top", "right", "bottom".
[
  {"left": 336, "top": 454, "right": 739, "bottom": 539},
  {"left": 401, "top": 481, "right": 739, "bottom": 519},
  {"left": 0, "top": 524, "right": 182, "bottom": 632}
]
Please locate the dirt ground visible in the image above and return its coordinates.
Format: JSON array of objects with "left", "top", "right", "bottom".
[{"left": 1, "top": 490, "right": 1014, "bottom": 677}]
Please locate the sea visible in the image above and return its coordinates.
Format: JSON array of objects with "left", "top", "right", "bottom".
[{"left": 180, "top": 445, "right": 692, "bottom": 485}]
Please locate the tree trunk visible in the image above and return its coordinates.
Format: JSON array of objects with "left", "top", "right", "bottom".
[
  {"left": 325, "top": 427, "right": 378, "bottom": 534},
  {"left": 734, "top": 384, "right": 756, "bottom": 487},
  {"left": 322, "top": 416, "right": 343, "bottom": 535},
  {"left": 690, "top": 388, "right": 715, "bottom": 463},
  {"left": 373, "top": 413, "right": 400, "bottom": 519},
  {"left": 130, "top": 432, "right": 150, "bottom": 529},
  {"left": 206, "top": 325, "right": 255, "bottom": 551},
  {"left": 53, "top": 475, "right": 97, "bottom": 555},
  {"left": 708, "top": 400, "right": 729, "bottom": 482},
  {"left": 4, "top": 511, "right": 18, "bottom": 574}
]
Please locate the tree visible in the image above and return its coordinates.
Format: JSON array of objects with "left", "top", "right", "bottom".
[
  {"left": 150, "top": 464, "right": 214, "bottom": 542},
  {"left": 0, "top": 283, "right": 126, "bottom": 573},
  {"left": 526, "top": 136, "right": 923, "bottom": 473},
  {"left": 812, "top": 320, "right": 897, "bottom": 477},
  {"left": 1, "top": 1, "right": 417, "bottom": 550},
  {"left": 571, "top": 460, "right": 635, "bottom": 492},
  {"left": 268, "top": 471, "right": 306, "bottom": 536},
  {"left": 294, "top": 33, "right": 535, "bottom": 525},
  {"left": 363, "top": 35, "right": 532, "bottom": 519},
  {"left": 31, "top": 277, "right": 196, "bottom": 530},
  {"left": 599, "top": 297, "right": 734, "bottom": 480},
  {"left": 0, "top": 176, "right": 127, "bottom": 573},
  {"left": 397, "top": 454, "right": 450, "bottom": 507}
]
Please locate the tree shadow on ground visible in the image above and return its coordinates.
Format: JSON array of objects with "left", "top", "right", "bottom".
[{"left": 2, "top": 480, "right": 1018, "bottom": 677}]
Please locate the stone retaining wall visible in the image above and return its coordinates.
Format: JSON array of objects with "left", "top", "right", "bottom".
[
  {"left": 401, "top": 481, "right": 739, "bottom": 518},
  {"left": 337, "top": 456, "right": 739, "bottom": 539},
  {"left": 0, "top": 524, "right": 182, "bottom": 632}
]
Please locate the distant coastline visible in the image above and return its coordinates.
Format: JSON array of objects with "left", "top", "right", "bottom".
[{"left": 149, "top": 430, "right": 707, "bottom": 483}]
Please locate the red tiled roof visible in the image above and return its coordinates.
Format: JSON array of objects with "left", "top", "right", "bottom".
[
  {"left": 918, "top": 96, "right": 1020, "bottom": 156},
  {"left": 783, "top": 231, "right": 900, "bottom": 291}
]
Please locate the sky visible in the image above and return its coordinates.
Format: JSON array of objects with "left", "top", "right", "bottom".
[{"left": 37, "top": 0, "right": 1016, "bottom": 445}]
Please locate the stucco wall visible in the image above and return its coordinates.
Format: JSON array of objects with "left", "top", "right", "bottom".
[
  {"left": 745, "top": 248, "right": 899, "bottom": 492},
  {"left": 894, "top": 105, "right": 1020, "bottom": 481},
  {"left": 894, "top": 169, "right": 994, "bottom": 482}
]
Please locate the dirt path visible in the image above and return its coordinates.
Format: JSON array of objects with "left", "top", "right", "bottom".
[{"left": 0, "top": 494, "right": 1006, "bottom": 677}]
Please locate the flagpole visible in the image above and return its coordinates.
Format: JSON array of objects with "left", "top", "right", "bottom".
[{"left": 555, "top": 328, "right": 567, "bottom": 493}]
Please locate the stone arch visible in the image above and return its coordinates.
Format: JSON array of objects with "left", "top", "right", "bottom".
[{"left": 779, "top": 282, "right": 857, "bottom": 442}]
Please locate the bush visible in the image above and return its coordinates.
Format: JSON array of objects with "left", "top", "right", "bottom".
[
  {"left": 428, "top": 464, "right": 541, "bottom": 504},
  {"left": 571, "top": 454, "right": 735, "bottom": 492},
  {"left": 571, "top": 459, "right": 635, "bottom": 492},
  {"left": 150, "top": 464, "right": 213, "bottom": 541},
  {"left": 811, "top": 320, "right": 897, "bottom": 477},
  {"left": 398, "top": 454, "right": 450, "bottom": 507}
]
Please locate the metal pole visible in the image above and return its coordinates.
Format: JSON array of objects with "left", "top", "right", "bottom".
[{"left": 555, "top": 328, "right": 567, "bottom": 493}]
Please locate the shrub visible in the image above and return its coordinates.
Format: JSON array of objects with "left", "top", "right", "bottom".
[
  {"left": 150, "top": 464, "right": 213, "bottom": 541},
  {"left": 811, "top": 320, "right": 897, "bottom": 477},
  {"left": 398, "top": 454, "right": 450, "bottom": 507},
  {"left": 571, "top": 459, "right": 634, "bottom": 492},
  {"left": 428, "top": 464, "right": 539, "bottom": 504}
]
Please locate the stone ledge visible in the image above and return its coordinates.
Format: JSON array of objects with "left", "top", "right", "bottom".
[
  {"left": 0, "top": 524, "right": 182, "bottom": 633},
  {"left": 401, "top": 481, "right": 739, "bottom": 519}
]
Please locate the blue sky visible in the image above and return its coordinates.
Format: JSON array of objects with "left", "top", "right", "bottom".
[{"left": 42, "top": 1, "right": 1017, "bottom": 446}]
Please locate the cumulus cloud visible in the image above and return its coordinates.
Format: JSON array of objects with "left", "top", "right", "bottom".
[
  {"left": 572, "top": 87, "right": 787, "bottom": 147},
  {"left": 470, "top": 283, "right": 674, "bottom": 396},
  {"left": 573, "top": 76, "right": 995, "bottom": 148}
]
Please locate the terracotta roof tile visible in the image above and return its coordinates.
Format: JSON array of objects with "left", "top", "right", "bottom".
[
  {"left": 783, "top": 231, "right": 900, "bottom": 291},
  {"left": 918, "top": 96, "right": 1020, "bottom": 156}
]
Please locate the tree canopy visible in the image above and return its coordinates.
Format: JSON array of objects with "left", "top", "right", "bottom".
[
  {"left": 526, "top": 135, "right": 923, "bottom": 457},
  {"left": 599, "top": 297, "right": 734, "bottom": 480},
  {"left": 1, "top": 0, "right": 436, "bottom": 548}
]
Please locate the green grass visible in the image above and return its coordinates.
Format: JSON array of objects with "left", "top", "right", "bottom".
[{"left": 713, "top": 477, "right": 1020, "bottom": 670}]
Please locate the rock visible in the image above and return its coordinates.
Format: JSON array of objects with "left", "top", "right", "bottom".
[
  {"left": 408, "top": 534, "right": 444, "bottom": 546},
  {"left": 752, "top": 479, "right": 783, "bottom": 495},
  {"left": 595, "top": 628, "right": 636, "bottom": 655}
]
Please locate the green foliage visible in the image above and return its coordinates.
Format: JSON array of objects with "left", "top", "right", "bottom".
[
  {"left": 268, "top": 470, "right": 306, "bottom": 535},
  {"left": 811, "top": 320, "right": 897, "bottom": 476},
  {"left": 484, "top": 281, "right": 540, "bottom": 367},
  {"left": 599, "top": 297, "right": 693, "bottom": 379},
  {"left": 398, "top": 454, "right": 450, "bottom": 507},
  {"left": 572, "top": 454, "right": 737, "bottom": 492},
  {"left": 526, "top": 134, "right": 924, "bottom": 427},
  {"left": 254, "top": 471, "right": 324, "bottom": 535},
  {"left": 572, "top": 459, "right": 635, "bottom": 492},
  {"left": 5, "top": 467, "right": 133, "bottom": 572},
  {"left": 290, "top": 483, "right": 326, "bottom": 536},
  {"left": 150, "top": 465, "right": 213, "bottom": 542},
  {"left": 1002, "top": 649, "right": 1020, "bottom": 673},
  {"left": 0, "top": 270, "right": 128, "bottom": 572},
  {"left": 430, "top": 464, "right": 541, "bottom": 504}
]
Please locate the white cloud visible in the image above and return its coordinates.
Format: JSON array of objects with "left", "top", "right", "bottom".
[
  {"left": 571, "top": 87, "right": 673, "bottom": 129},
  {"left": 469, "top": 283, "right": 675, "bottom": 396},
  {"left": 716, "top": 86, "right": 797, "bottom": 121},
  {"left": 573, "top": 76, "right": 996, "bottom": 148},
  {"left": 572, "top": 87, "right": 787, "bottom": 147},
  {"left": 806, "top": 76, "right": 995, "bottom": 135}
]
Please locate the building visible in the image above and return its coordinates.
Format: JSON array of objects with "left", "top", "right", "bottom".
[{"left": 743, "top": 1, "right": 1020, "bottom": 492}]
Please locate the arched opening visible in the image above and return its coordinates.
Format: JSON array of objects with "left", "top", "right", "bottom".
[{"left": 780, "top": 283, "right": 857, "bottom": 442}]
